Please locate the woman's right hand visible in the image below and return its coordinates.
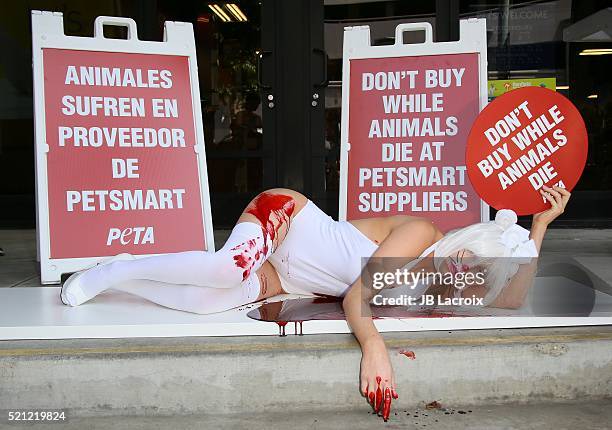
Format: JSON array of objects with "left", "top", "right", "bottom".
[
  {"left": 344, "top": 218, "right": 439, "bottom": 421},
  {"left": 360, "top": 336, "right": 398, "bottom": 421}
]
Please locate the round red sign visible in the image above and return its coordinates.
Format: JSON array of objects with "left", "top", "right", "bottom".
[{"left": 466, "top": 86, "right": 588, "bottom": 215}]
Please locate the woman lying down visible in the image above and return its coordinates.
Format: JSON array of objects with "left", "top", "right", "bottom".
[{"left": 61, "top": 186, "right": 570, "bottom": 421}]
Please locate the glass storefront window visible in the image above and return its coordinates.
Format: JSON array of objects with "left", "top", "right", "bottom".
[
  {"left": 323, "top": 1, "right": 437, "bottom": 215},
  {"left": 324, "top": 0, "right": 612, "bottom": 224},
  {"left": 0, "top": 0, "right": 264, "bottom": 227},
  {"left": 0, "top": 1, "right": 610, "bottom": 226},
  {"left": 462, "top": 0, "right": 612, "bottom": 222},
  {"left": 1, "top": 1, "right": 145, "bottom": 227}
]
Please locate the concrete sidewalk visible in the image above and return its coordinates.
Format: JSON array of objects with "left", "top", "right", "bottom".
[{"left": 2, "top": 401, "right": 612, "bottom": 429}]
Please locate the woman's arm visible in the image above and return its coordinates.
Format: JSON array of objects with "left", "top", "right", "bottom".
[
  {"left": 342, "top": 219, "right": 438, "bottom": 420},
  {"left": 489, "top": 185, "right": 571, "bottom": 309}
]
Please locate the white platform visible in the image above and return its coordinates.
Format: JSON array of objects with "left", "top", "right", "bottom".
[{"left": 1, "top": 276, "right": 611, "bottom": 340}]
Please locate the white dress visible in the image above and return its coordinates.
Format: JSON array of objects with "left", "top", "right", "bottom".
[{"left": 267, "top": 200, "right": 438, "bottom": 298}]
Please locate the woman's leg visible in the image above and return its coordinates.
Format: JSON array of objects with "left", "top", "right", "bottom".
[
  {"left": 64, "top": 189, "right": 306, "bottom": 305},
  {"left": 107, "top": 261, "right": 284, "bottom": 314}
]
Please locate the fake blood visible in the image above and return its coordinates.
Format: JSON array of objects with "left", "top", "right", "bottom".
[
  {"left": 375, "top": 376, "right": 382, "bottom": 412},
  {"left": 232, "top": 193, "right": 295, "bottom": 281},
  {"left": 233, "top": 253, "right": 251, "bottom": 280},
  {"left": 245, "top": 193, "right": 296, "bottom": 256},
  {"left": 259, "top": 272, "right": 268, "bottom": 296},
  {"left": 373, "top": 375, "right": 394, "bottom": 421},
  {"left": 231, "top": 238, "right": 260, "bottom": 281},
  {"left": 247, "top": 297, "right": 463, "bottom": 340},
  {"left": 399, "top": 350, "right": 416, "bottom": 360},
  {"left": 382, "top": 387, "right": 391, "bottom": 421},
  {"left": 294, "top": 321, "right": 303, "bottom": 336},
  {"left": 425, "top": 400, "right": 442, "bottom": 410},
  {"left": 276, "top": 321, "right": 288, "bottom": 337}
]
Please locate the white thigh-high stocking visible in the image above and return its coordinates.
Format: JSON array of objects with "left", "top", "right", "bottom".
[
  {"left": 66, "top": 222, "right": 270, "bottom": 306},
  {"left": 107, "top": 273, "right": 261, "bottom": 314}
]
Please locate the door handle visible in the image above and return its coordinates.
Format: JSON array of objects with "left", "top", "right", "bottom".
[
  {"left": 312, "top": 48, "right": 328, "bottom": 88},
  {"left": 257, "top": 50, "right": 273, "bottom": 90}
]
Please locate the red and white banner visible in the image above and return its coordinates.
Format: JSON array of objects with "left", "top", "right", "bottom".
[
  {"left": 33, "top": 13, "right": 213, "bottom": 283},
  {"left": 339, "top": 21, "right": 488, "bottom": 232},
  {"left": 44, "top": 49, "right": 206, "bottom": 258}
]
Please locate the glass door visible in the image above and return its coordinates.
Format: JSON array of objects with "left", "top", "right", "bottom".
[
  {"left": 323, "top": 1, "right": 438, "bottom": 218},
  {"left": 160, "top": 0, "right": 327, "bottom": 226},
  {"left": 158, "top": 0, "right": 274, "bottom": 227},
  {"left": 0, "top": 0, "right": 276, "bottom": 229}
]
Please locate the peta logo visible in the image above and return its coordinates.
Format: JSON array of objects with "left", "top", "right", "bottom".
[{"left": 107, "top": 226, "right": 154, "bottom": 245}]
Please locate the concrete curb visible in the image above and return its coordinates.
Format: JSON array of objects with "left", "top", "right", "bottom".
[{"left": 1, "top": 327, "right": 611, "bottom": 416}]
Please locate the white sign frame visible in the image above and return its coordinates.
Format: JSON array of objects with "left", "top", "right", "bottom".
[
  {"left": 32, "top": 11, "right": 215, "bottom": 284},
  {"left": 338, "top": 19, "right": 490, "bottom": 224}
]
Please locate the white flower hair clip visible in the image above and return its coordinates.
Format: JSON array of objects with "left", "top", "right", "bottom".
[{"left": 495, "top": 209, "right": 539, "bottom": 263}]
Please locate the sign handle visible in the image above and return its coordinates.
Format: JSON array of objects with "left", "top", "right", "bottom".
[
  {"left": 94, "top": 16, "right": 139, "bottom": 41},
  {"left": 394, "top": 22, "right": 433, "bottom": 45}
]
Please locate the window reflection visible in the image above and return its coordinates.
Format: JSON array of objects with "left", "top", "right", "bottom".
[
  {"left": 208, "top": 158, "right": 263, "bottom": 193},
  {"left": 160, "top": 0, "right": 265, "bottom": 198},
  {"left": 324, "top": 0, "right": 612, "bottom": 222},
  {"left": 461, "top": 0, "right": 612, "bottom": 199},
  {"left": 323, "top": 1, "right": 436, "bottom": 197}
]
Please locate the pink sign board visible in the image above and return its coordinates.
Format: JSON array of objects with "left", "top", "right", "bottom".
[
  {"left": 345, "top": 53, "right": 482, "bottom": 232},
  {"left": 42, "top": 48, "right": 207, "bottom": 258}
]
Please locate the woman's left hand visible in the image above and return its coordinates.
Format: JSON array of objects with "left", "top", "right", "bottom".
[{"left": 533, "top": 185, "right": 571, "bottom": 226}]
